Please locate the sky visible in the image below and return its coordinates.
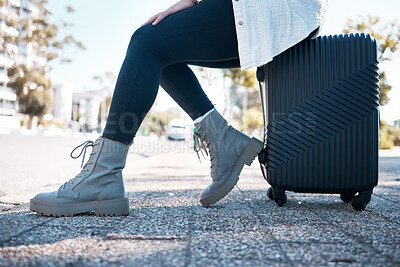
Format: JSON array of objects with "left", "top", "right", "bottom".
[{"left": 47, "top": 0, "right": 400, "bottom": 124}]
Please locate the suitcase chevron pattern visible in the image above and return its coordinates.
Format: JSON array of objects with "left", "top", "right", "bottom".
[{"left": 257, "top": 33, "right": 380, "bottom": 209}]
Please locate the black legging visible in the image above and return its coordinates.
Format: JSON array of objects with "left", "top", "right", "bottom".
[{"left": 102, "top": 0, "right": 240, "bottom": 144}]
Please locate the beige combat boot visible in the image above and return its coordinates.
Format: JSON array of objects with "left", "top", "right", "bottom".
[
  {"left": 194, "top": 109, "right": 263, "bottom": 207},
  {"left": 30, "top": 137, "right": 131, "bottom": 217}
]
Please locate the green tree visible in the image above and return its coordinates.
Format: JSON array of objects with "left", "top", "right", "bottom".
[
  {"left": 344, "top": 16, "right": 400, "bottom": 148},
  {"left": 378, "top": 72, "right": 392, "bottom": 106},
  {"left": 197, "top": 66, "right": 261, "bottom": 130},
  {"left": 343, "top": 15, "right": 400, "bottom": 106},
  {"left": 246, "top": 107, "right": 263, "bottom": 131},
  {"left": 379, "top": 120, "right": 400, "bottom": 149},
  {"left": 7, "top": 65, "right": 53, "bottom": 128},
  {"left": 4, "top": 2, "right": 84, "bottom": 128},
  {"left": 222, "top": 68, "right": 261, "bottom": 130}
]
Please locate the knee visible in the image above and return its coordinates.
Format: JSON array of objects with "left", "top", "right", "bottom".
[{"left": 127, "top": 25, "right": 155, "bottom": 53}]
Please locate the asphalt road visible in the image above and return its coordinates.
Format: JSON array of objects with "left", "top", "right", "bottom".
[{"left": 0, "top": 133, "right": 399, "bottom": 266}]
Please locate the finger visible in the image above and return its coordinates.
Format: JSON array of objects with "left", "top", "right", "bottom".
[
  {"left": 142, "top": 13, "right": 161, "bottom": 26},
  {"left": 142, "top": 14, "right": 159, "bottom": 26},
  {"left": 152, "top": 12, "right": 169, "bottom": 26}
]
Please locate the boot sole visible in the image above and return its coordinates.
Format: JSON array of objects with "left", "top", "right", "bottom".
[
  {"left": 29, "top": 197, "right": 129, "bottom": 217},
  {"left": 200, "top": 137, "right": 263, "bottom": 207}
]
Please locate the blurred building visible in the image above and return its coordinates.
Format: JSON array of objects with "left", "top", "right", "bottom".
[
  {"left": 72, "top": 91, "right": 106, "bottom": 132},
  {"left": 18, "top": 0, "right": 48, "bottom": 70},
  {"left": 0, "top": 0, "right": 49, "bottom": 128},
  {"left": 0, "top": 0, "right": 20, "bottom": 127},
  {"left": 52, "top": 84, "right": 73, "bottom": 127}
]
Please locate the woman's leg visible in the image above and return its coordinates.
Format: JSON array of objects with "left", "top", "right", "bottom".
[
  {"left": 160, "top": 58, "right": 262, "bottom": 208},
  {"left": 159, "top": 59, "right": 240, "bottom": 121},
  {"left": 102, "top": 0, "right": 239, "bottom": 144}
]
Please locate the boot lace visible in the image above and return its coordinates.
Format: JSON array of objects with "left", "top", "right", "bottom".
[
  {"left": 194, "top": 131, "right": 208, "bottom": 162},
  {"left": 61, "top": 140, "right": 98, "bottom": 188},
  {"left": 193, "top": 128, "right": 217, "bottom": 177}
]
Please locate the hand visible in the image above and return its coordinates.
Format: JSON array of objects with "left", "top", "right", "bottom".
[{"left": 142, "top": 0, "right": 197, "bottom": 26}]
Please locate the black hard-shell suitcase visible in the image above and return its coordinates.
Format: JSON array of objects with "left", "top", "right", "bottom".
[{"left": 256, "top": 33, "right": 380, "bottom": 211}]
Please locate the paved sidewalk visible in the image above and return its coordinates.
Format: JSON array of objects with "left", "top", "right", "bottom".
[{"left": 0, "top": 136, "right": 399, "bottom": 266}]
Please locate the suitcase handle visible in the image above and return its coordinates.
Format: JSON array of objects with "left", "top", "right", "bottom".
[
  {"left": 256, "top": 66, "right": 265, "bottom": 82},
  {"left": 257, "top": 66, "right": 268, "bottom": 145}
]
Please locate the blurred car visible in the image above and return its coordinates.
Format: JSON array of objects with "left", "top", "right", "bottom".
[{"left": 166, "top": 118, "right": 192, "bottom": 141}]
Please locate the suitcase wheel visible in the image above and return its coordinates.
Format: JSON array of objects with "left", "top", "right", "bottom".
[
  {"left": 267, "top": 187, "right": 274, "bottom": 200},
  {"left": 340, "top": 191, "right": 357, "bottom": 203},
  {"left": 267, "top": 187, "right": 287, "bottom": 207},
  {"left": 276, "top": 198, "right": 287, "bottom": 207},
  {"left": 351, "top": 191, "right": 372, "bottom": 211}
]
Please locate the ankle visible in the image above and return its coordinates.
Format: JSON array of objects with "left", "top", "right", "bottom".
[
  {"left": 103, "top": 137, "right": 125, "bottom": 144},
  {"left": 193, "top": 108, "right": 216, "bottom": 124}
]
